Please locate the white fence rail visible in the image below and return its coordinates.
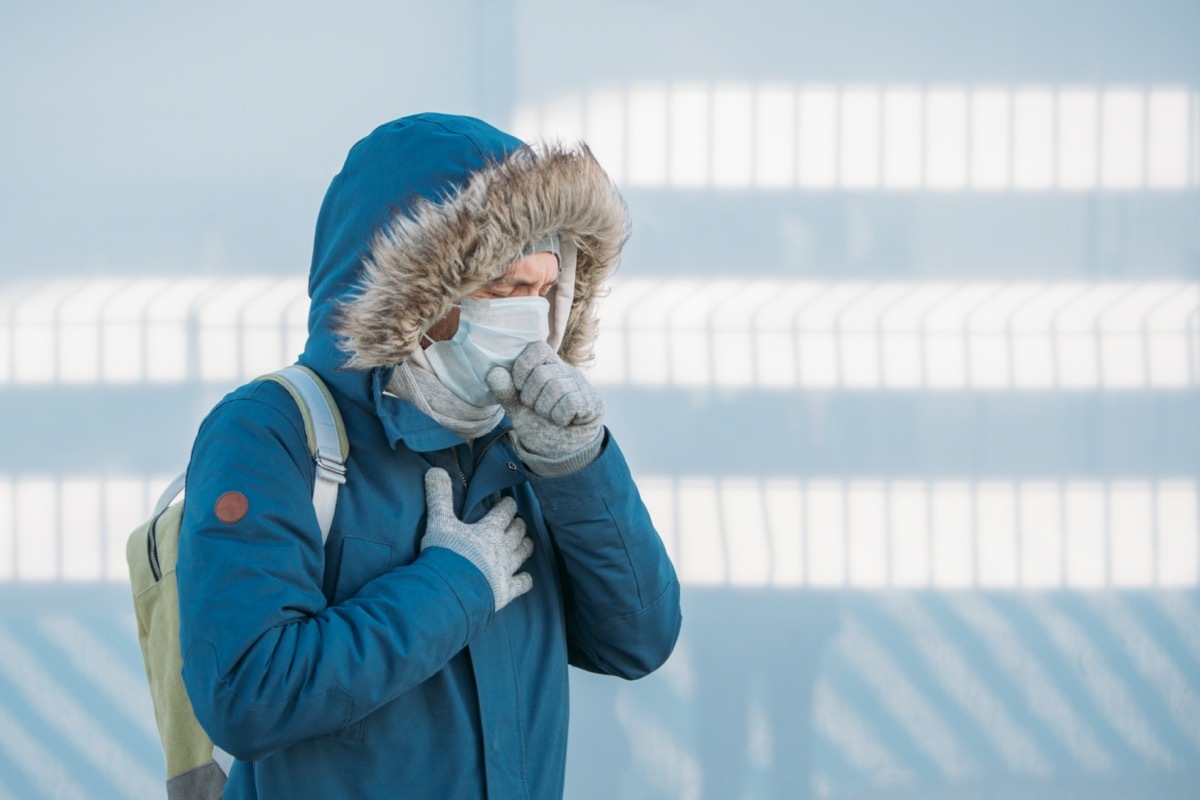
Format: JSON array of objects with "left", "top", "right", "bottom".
[
  {"left": 514, "top": 84, "right": 1200, "bottom": 192},
  {"left": 2, "top": 277, "right": 1197, "bottom": 390}
]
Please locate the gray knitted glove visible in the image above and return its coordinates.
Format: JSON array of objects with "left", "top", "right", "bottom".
[
  {"left": 486, "top": 342, "right": 605, "bottom": 477},
  {"left": 420, "top": 467, "right": 534, "bottom": 611}
]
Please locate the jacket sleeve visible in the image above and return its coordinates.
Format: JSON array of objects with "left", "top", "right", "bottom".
[
  {"left": 526, "top": 431, "right": 682, "bottom": 679},
  {"left": 176, "top": 387, "right": 494, "bottom": 762}
]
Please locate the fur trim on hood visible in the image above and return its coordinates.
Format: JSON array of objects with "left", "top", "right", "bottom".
[{"left": 334, "top": 142, "right": 629, "bottom": 369}]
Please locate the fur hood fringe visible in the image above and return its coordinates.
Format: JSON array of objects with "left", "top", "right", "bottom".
[{"left": 334, "top": 142, "right": 629, "bottom": 369}]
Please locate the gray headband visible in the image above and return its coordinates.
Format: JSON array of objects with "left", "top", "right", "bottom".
[{"left": 523, "top": 233, "right": 561, "bottom": 266}]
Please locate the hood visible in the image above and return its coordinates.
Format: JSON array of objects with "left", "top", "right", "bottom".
[{"left": 301, "top": 113, "right": 629, "bottom": 408}]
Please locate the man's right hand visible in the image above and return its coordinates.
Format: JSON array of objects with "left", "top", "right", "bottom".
[{"left": 419, "top": 467, "right": 534, "bottom": 611}]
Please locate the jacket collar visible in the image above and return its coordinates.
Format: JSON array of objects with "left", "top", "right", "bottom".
[{"left": 370, "top": 367, "right": 513, "bottom": 452}]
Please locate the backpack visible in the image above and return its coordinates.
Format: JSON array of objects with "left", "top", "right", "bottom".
[{"left": 126, "top": 366, "right": 349, "bottom": 800}]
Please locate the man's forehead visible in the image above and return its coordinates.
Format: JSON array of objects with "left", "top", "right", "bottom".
[
  {"left": 495, "top": 271, "right": 555, "bottom": 285},
  {"left": 498, "top": 252, "right": 559, "bottom": 284}
]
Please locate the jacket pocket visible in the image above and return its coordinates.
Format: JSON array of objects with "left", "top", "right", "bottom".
[{"left": 330, "top": 536, "right": 394, "bottom": 606}]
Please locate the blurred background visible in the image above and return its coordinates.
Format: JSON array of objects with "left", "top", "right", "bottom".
[{"left": 2, "top": 1, "right": 1199, "bottom": 797}]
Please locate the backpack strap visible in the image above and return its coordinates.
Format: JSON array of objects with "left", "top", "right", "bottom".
[
  {"left": 149, "top": 366, "right": 349, "bottom": 544},
  {"left": 260, "top": 366, "right": 348, "bottom": 544},
  {"left": 152, "top": 472, "right": 188, "bottom": 519}
]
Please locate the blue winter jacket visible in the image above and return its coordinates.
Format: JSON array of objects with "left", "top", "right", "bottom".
[{"left": 176, "top": 114, "right": 682, "bottom": 799}]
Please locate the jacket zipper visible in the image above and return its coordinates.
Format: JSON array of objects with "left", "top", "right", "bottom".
[
  {"left": 450, "top": 447, "right": 468, "bottom": 489},
  {"left": 451, "top": 429, "right": 510, "bottom": 497},
  {"left": 473, "top": 430, "right": 510, "bottom": 472}
]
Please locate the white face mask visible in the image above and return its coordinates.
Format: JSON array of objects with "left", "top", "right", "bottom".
[{"left": 424, "top": 296, "right": 551, "bottom": 406}]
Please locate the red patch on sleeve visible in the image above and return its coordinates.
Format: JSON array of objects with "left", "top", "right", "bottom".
[{"left": 214, "top": 491, "right": 249, "bottom": 524}]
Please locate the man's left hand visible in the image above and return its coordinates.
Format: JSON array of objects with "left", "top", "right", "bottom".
[{"left": 487, "top": 342, "right": 604, "bottom": 463}]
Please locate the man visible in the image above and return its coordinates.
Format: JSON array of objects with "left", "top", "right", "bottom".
[{"left": 176, "top": 113, "right": 682, "bottom": 799}]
